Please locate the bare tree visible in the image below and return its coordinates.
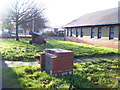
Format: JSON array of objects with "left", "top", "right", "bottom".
[
  {"left": 21, "top": 14, "right": 47, "bottom": 35},
  {"left": 7, "top": 0, "right": 45, "bottom": 41}
]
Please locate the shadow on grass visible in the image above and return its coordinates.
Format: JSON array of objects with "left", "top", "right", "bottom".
[
  {"left": 2, "top": 61, "right": 21, "bottom": 88},
  {"left": 55, "top": 72, "right": 101, "bottom": 89},
  {"left": 2, "top": 61, "right": 98, "bottom": 89},
  {"left": 19, "top": 38, "right": 30, "bottom": 44},
  {"left": 74, "top": 53, "right": 118, "bottom": 59}
]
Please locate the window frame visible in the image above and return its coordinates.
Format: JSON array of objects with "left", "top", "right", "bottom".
[
  {"left": 81, "top": 28, "right": 84, "bottom": 37},
  {"left": 91, "top": 27, "right": 94, "bottom": 38},
  {"left": 119, "top": 31, "right": 120, "bottom": 40},
  {"left": 67, "top": 29, "right": 69, "bottom": 36},
  {"left": 98, "top": 27, "right": 102, "bottom": 39},
  {"left": 109, "top": 26, "right": 114, "bottom": 39},
  {"left": 76, "top": 28, "right": 78, "bottom": 37},
  {"left": 70, "top": 28, "right": 72, "bottom": 37}
]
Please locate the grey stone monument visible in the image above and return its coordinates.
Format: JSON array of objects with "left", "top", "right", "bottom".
[{"left": 29, "top": 31, "right": 46, "bottom": 44}]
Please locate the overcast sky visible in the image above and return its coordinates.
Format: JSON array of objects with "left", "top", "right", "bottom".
[
  {"left": 0, "top": 0, "right": 120, "bottom": 27},
  {"left": 43, "top": 0, "right": 119, "bottom": 27}
]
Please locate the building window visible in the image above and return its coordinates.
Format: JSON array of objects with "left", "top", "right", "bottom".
[
  {"left": 67, "top": 29, "right": 69, "bottom": 36},
  {"left": 109, "top": 26, "right": 114, "bottom": 39},
  {"left": 18, "top": 30, "right": 24, "bottom": 33},
  {"left": 98, "top": 27, "right": 102, "bottom": 39},
  {"left": 70, "top": 28, "right": 72, "bottom": 37},
  {"left": 91, "top": 27, "right": 94, "bottom": 38},
  {"left": 81, "top": 28, "right": 84, "bottom": 37},
  {"left": 76, "top": 28, "right": 78, "bottom": 37},
  {"left": 119, "top": 31, "right": 120, "bottom": 40}
]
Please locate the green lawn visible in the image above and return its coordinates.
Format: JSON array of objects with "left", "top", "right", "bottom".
[
  {"left": 2, "top": 58, "right": 120, "bottom": 89},
  {"left": 1, "top": 38, "right": 119, "bottom": 89},
  {"left": 0, "top": 38, "right": 119, "bottom": 61}
]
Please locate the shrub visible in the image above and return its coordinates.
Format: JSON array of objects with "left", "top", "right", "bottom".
[
  {"left": 57, "top": 32, "right": 64, "bottom": 37},
  {"left": 42, "top": 32, "right": 57, "bottom": 36}
]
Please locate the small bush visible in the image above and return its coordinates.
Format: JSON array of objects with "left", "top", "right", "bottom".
[
  {"left": 42, "top": 32, "right": 64, "bottom": 37},
  {"left": 42, "top": 32, "right": 57, "bottom": 36},
  {"left": 57, "top": 32, "right": 64, "bottom": 37}
]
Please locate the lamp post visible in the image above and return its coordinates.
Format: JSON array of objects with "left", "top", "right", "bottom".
[{"left": 32, "top": 17, "right": 35, "bottom": 32}]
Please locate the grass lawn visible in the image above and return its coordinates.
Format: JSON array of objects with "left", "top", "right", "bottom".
[
  {"left": 0, "top": 38, "right": 119, "bottom": 61},
  {"left": 1, "top": 38, "right": 120, "bottom": 89},
  {"left": 2, "top": 58, "right": 120, "bottom": 89}
]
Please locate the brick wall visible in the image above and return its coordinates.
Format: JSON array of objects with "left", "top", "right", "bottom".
[
  {"left": 64, "top": 25, "right": 120, "bottom": 49},
  {"left": 0, "top": 36, "right": 31, "bottom": 38},
  {"left": 40, "top": 49, "right": 74, "bottom": 76},
  {"left": 65, "top": 36, "right": 119, "bottom": 49}
]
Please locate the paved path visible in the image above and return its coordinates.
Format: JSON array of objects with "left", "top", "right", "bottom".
[
  {"left": 74, "top": 55, "right": 118, "bottom": 63},
  {"left": 2, "top": 61, "right": 40, "bottom": 68},
  {"left": 1, "top": 55, "right": 118, "bottom": 68}
]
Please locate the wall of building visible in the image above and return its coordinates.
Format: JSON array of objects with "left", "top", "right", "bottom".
[{"left": 65, "top": 25, "right": 120, "bottom": 49}]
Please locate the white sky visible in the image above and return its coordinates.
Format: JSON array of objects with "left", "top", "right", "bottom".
[{"left": 0, "top": 0, "right": 120, "bottom": 27}]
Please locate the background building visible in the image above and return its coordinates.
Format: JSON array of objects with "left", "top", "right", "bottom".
[{"left": 64, "top": 8, "right": 120, "bottom": 49}]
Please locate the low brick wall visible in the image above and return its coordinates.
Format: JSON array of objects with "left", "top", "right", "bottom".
[
  {"left": 65, "top": 36, "right": 119, "bottom": 49},
  {"left": 0, "top": 36, "right": 32, "bottom": 38}
]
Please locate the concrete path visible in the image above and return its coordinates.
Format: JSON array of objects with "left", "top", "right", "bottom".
[
  {"left": 74, "top": 55, "right": 118, "bottom": 63},
  {"left": 2, "top": 61, "right": 40, "bottom": 68},
  {"left": 1, "top": 55, "right": 118, "bottom": 68}
]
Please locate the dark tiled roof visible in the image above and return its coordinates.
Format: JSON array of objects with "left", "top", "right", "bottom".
[{"left": 64, "top": 7, "right": 120, "bottom": 28}]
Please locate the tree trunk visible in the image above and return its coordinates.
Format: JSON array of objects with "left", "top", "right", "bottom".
[
  {"left": 24, "top": 29, "right": 26, "bottom": 38},
  {"left": 16, "top": 23, "right": 19, "bottom": 41},
  {"left": 8, "top": 29, "right": 11, "bottom": 36}
]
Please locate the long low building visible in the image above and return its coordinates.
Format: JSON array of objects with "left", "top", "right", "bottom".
[{"left": 64, "top": 7, "right": 120, "bottom": 49}]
